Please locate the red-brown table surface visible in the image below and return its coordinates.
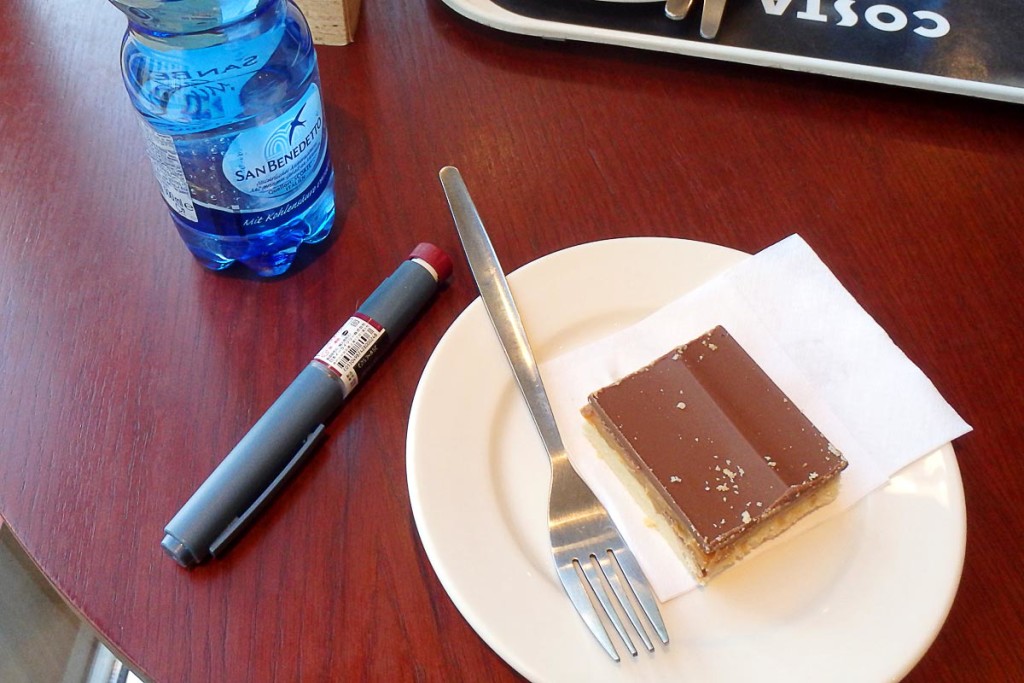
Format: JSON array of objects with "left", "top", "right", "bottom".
[{"left": 1, "top": 1, "right": 1022, "bottom": 681}]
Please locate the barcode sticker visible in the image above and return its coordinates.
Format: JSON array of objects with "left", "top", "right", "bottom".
[
  {"left": 314, "top": 316, "right": 385, "bottom": 396},
  {"left": 139, "top": 121, "right": 198, "bottom": 222}
]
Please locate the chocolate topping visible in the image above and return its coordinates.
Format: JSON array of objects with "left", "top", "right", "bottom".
[{"left": 586, "top": 326, "right": 847, "bottom": 554}]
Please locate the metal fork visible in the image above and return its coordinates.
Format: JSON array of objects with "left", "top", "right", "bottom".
[{"left": 439, "top": 166, "right": 669, "bottom": 661}]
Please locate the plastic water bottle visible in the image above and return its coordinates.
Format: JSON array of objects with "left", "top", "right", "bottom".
[{"left": 110, "top": 0, "right": 336, "bottom": 276}]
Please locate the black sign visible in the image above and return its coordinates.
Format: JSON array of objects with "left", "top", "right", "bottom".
[{"left": 488, "top": 0, "right": 1023, "bottom": 101}]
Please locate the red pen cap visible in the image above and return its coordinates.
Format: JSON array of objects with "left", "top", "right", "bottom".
[{"left": 410, "top": 242, "right": 453, "bottom": 283}]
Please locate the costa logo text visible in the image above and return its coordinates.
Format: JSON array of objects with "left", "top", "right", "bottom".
[{"left": 760, "top": 0, "right": 951, "bottom": 38}]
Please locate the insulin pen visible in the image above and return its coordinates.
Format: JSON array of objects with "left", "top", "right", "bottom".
[{"left": 161, "top": 243, "right": 453, "bottom": 568}]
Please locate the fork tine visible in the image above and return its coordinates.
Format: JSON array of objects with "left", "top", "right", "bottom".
[
  {"left": 611, "top": 547, "right": 671, "bottom": 645},
  {"left": 558, "top": 561, "right": 622, "bottom": 662},
  {"left": 601, "top": 550, "right": 654, "bottom": 652},
  {"left": 580, "top": 555, "right": 639, "bottom": 658}
]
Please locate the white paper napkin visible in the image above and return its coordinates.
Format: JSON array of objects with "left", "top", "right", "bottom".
[{"left": 541, "top": 234, "right": 972, "bottom": 600}]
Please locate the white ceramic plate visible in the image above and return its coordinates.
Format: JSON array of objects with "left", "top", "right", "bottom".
[{"left": 407, "top": 237, "right": 965, "bottom": 682}]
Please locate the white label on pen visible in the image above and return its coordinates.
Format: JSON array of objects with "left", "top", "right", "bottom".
[{"left": 313, "top": 315, "right": 385, "bottom": 396}]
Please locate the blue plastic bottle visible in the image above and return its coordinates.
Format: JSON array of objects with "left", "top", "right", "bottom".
[{"left": 110, "top": 0, "right": 336, "bottom": 276}]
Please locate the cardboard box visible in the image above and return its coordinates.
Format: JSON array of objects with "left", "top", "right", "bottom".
[{"left": 296, "top": 0, "right": 361, "bottom": 46}]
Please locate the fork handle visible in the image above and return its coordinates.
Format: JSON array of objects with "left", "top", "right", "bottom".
[{"left": 440, "top": 166, "right": 567, "bottom": 462}]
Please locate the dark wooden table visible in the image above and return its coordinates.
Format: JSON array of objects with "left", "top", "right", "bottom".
[{"left": 2, "top": 1, "right": 1022, "bottom": 681}]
